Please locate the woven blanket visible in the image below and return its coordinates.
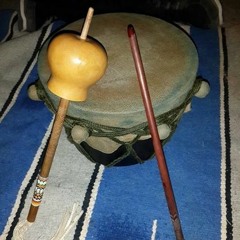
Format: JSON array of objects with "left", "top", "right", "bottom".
[{"left": 0, "top": 15, "right": 237, "bottom": 240}]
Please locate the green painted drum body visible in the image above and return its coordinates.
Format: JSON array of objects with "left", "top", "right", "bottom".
[{"left": 35, "top": 13, "right": 207, "bottom": 166}]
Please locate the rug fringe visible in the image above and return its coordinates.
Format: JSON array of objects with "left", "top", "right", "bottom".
[
  {"left": 12, "top": 203, "right": 82, "bottom": 240},
  {"left": 12, "top": 220, "right": 33, "bottom": 240},
  {"left": 50, "top": 203, "right": 83, "bottom": 240}
]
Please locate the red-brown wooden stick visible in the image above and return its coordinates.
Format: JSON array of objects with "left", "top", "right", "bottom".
[
  {"left": 128, "top": 24, "right": 184, "bottom": 240},
  {"left": 27, "top": 98, "right": 69, "bottom": 223}
]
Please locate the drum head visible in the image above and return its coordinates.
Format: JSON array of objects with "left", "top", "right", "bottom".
[{"left": 38, "top": 13, "right": 198, "bottom": 128}]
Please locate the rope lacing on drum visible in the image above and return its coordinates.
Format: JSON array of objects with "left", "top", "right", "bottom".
[
  {"left": 36, "top": 77, "right": 203, "bottom": 167},
  {"left": 65, "top": 77, "right": 201, "bottom": 140}
]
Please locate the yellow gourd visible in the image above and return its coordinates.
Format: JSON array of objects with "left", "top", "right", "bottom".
[{"left": 47, "top": 33, "right": 108, "bottom": 101}]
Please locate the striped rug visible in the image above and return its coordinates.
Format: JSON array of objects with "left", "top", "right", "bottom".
[{"left": 0, "top": 20, "right": 233, "bottom": 239}]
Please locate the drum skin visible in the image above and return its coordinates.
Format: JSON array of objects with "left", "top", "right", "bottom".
[
  {"left": 38, "top": 13, "right": 198, "bottom": 127},
  {"left": 36, "top": 13, "right": 202, "bottom": 166}
]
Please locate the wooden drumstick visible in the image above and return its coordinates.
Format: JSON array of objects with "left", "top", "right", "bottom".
[
  {"left": 27, "top": 7, "right": 107, "bottom": 223},
  {"left": 128, "top": 24, "right": 184, "bottom": 240}
]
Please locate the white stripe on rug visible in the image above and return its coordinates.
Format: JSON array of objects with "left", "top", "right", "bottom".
[
  {"left": 225, "top": 24, "right": 240, "bottom": 240},
  {"left": 219, "top": 27, "right": 228, "bottom": 240},
  {"left": 151, "top": 219, "right": 158, "bottom": 240},
  {"left": 219, "top": 27, "right": 234, "bottom": 240},
  {"left": 13, "top": 130, "right": 97, "bottom": 240},
  {"left": 79, "top": 165, "right": 105, "bottom": 240},
  {"left": 0, "top": 24, "right": 53, "bottom": 123}
]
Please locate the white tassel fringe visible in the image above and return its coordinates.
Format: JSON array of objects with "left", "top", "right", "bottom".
[
  {"left": 51, "top": 203, "right": 83, "bottom": 240},
  {"left": 13, "top": 220, "right": 33, "bottom": 240},
  {"left": 12, "top": 203, "right": 82, "bottom": 240}
]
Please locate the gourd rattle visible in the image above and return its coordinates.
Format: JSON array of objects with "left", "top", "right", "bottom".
[{"left": 27, "top": 7, "right": 108, "bottom": 223}]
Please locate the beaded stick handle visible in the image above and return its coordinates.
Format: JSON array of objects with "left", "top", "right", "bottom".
[
  {"left": 128, "top": 24, "right": 184, "bottom": 240},
  {"left": 27, "top": 8, "right": 95, "bottom": 223}
]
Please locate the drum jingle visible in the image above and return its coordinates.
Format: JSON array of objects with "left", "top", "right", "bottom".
[{"left": 30, "top": 13, "right": 210, "bottom": 166}]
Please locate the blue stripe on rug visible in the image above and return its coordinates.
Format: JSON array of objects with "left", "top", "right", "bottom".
[{"left": 83, "top": 27, "right": 221, "bottom": 240}]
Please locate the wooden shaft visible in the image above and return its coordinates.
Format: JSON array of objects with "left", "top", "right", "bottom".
[
  {"left": 80, "top": 7, "right": 94, "bottom": 40},
  {"left": 27, "top": 98, "right": 69, "bottom": 223},
  {"left": 128, "top": 24, "right": 184, "bottom": 240},
  {"left": 40, "top": 98, "right": 69, "bottom": 177}
]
